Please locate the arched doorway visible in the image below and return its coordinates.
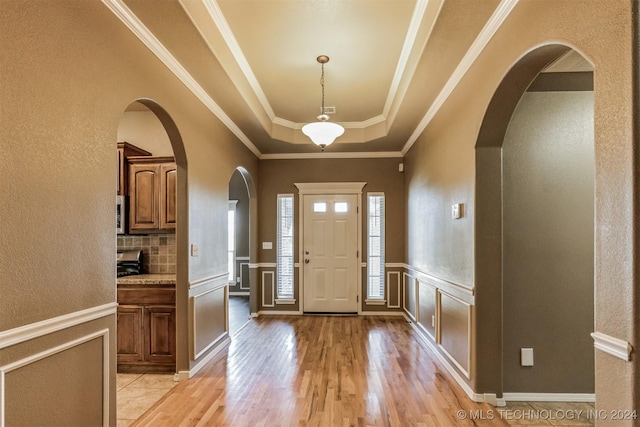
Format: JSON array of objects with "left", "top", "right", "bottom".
[
  {"left": 115, "top": 99, "right": 188, "bottom": 423},
  {"left": 474, "top": 46, "right": 595, "bottom": 402},
  {"left": 227, "top": 167, "right": 258, "bottom": 334}
]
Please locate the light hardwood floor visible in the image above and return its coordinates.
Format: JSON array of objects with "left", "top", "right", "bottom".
[
  {"left": 228, "top": 295, "right": 250, "bottom": 336},
  {"left": 131, "top": 315, "right": 510, "bottom": 426}
]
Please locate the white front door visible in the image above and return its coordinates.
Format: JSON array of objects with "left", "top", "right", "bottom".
[{"left": 302, "top": 194, "right": 358, "bottom": 313}]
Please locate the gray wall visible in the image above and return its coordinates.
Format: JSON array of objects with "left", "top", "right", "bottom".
[
  {"left": 502, "top": 90, "right": 594, "bottom": 393},
  {"left": 257, "top": 157, "right": 405, "bottom": 312}
]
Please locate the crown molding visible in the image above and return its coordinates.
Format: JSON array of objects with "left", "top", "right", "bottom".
[
  {"left": 260, "top": 151, "right": 403, "bottom": 160},
  {"left": 193, "top": 0, "right": 434, "bottom": 143},
  {"left": 200, "top": 0, "right": 275, "bottom": 120},
  {"left": 402, "top": 0, "right": 520, "bottom": 155},
  {"left": 101, "top": 0, "right": 262, "bottom": 157}
]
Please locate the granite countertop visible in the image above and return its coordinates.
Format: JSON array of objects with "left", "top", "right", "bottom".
[{"left": 117, "top": 274, "right": 176, "bottom": 286}]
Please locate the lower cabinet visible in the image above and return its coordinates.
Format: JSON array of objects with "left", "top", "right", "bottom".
[{"left": 117, "top": 287, "right": 176, "bottom": 373}]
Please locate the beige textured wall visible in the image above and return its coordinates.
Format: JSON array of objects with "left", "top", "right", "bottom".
[
  {"left": 404, "top": 0, "right": 637, "bottom": 411},
  {"left": 1, "top": 0, "right": 258, "bottom": 424}
]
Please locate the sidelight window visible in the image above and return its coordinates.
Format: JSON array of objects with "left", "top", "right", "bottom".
[
  {"left": 228, "top": 200, "right": 237, "bottom": 283},
  {"left": 367, "top": 193, "right": 385, "bottom": 300},
  {"left": 277, "top": 194, "right": 295, "bottom": 299}
]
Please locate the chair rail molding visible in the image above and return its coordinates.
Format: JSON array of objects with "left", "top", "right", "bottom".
[
  {"left": 0, "top": 303, "right": 117, "bottom": 350},
  {"left": 590, "top": 331, "right": 632, "bottom": 361}
]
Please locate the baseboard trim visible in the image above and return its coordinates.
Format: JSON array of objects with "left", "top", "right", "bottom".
[
  {"left": 188, "top": 334, "right": 231, "bottom": 378},
  {"left": 0, "top": 302, "right": 117, "bottom": 350},
  {"left": 360, "top": 311, "right": 406, "bottom": 317},
  {"left": 407, "top": 315, "right": 506, "bottom": 407},
  {"left": 174, "top": 371, "right": 189, "bottom": 381},
  {"left": 503, "top": 392, "right": 595, "bottom": 402},
  {"left": 258, "top": 310, "right": 303, "bottom": 316}
]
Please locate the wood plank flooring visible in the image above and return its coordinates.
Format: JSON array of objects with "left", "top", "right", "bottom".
[
  {"left": 132, "top": 315, "right": 508, "bottom": 427},
  {"left": 228, "top": 295, "right": 250, "bottom": 336}
]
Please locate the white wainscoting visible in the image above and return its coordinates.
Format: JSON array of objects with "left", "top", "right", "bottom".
[
  {"left": 190, "top": 275, "right": 228, "bottom": 361},
  {"left": 402, "top": 273, "right": 417, "bottom": 321},
  {"left": 0, "top": 329, "right": 111, "bottom": 427},
  {"left": 386, "top": 271, "right": 401, "bottom": 308},
  {"left": 261, "top": 271, "right": 275, "bottom": 308},
  {"left": 402, "top": 265, "right": 479, "bottom": 403},
  {"left": 239, "top": 261, "right": 250, "bottom": 290},
  {"left": 0, "top": 303, "right": 117, "bottom": 350},
  {"left": 438, "top": 291, "right": 472, "bottom": 379}
]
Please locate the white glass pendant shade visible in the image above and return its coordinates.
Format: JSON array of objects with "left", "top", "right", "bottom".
[
  {"left": 302, "top": 120, "right": 345, "bottom": 148},
  {"left": 304, "top": 55, "right": 344, "bottom": 150}
]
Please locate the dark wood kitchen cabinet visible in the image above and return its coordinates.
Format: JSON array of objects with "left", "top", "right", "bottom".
[
  {"left": 116, "top": 305, "right": 144, "bottom": 363},
  {"left": 117, "top": 286, "right": 176, "bottom": 373},
  {"left": 117, "top": 142, "right": 151, "bottom": 196},
  {"left": 127, "top": 156, "right": 176, "bottom": 233}
]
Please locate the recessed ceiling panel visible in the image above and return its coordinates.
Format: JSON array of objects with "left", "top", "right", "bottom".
[{"left": 217, "top": 0, "right": 416, "bottom": 124}]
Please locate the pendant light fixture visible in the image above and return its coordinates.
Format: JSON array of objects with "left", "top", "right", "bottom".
[{"left": 302, "top": 55, "right": 344, "bottom": 150}]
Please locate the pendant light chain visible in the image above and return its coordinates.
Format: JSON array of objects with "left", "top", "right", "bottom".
[{"left": 320, "top": 61, "right": 325, "bottom": 116}]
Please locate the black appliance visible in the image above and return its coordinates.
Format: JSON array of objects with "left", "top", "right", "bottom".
[{"left": 117, "top": 250, "right": 143, "bottom": 277}]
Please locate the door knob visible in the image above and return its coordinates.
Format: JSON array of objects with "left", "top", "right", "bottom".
[
  {"left": 305, "top": 259, "right": 310, "bottom": 264},
  {"left": 305, "top": 251, "right": 309, "bottom": 255}
]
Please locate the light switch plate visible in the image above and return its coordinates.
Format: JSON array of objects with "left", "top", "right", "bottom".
[
  {"left": 190, "top": 244, "right": 199, "bottom": 257},
  {"left": 452, "top": 203, "right": 463, "bottom": 219},
  {"left": 262, "top": 242, "right": 273, "bottom": 250}
]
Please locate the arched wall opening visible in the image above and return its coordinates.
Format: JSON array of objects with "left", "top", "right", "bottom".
[
  {"left": 474, "top": 45, "right": 595, "bottom": 400},
  {"left": 227, "top": 167, "right": 257, "bottom": 334},
  {"left": 229, "top": 167, "right": 259, "bottom": 317},
  {"left": 116, "top": 99, "right": 189, "bottom": 374}
]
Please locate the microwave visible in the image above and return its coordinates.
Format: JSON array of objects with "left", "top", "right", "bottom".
[{"left": 116, "top": 195, "right": 126, "bottom": 234}]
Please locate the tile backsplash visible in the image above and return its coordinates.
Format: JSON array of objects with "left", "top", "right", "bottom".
[{"left": 117, "top": 234, "right": 176, "bottom": 274}]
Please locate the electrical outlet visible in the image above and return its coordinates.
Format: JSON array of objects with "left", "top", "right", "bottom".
[{"left": 521, "top": 348, "right": 534, "bottom": 366}]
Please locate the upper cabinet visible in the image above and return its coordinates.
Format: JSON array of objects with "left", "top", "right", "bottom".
[
  {"left": 117, "top": 142, "right": 151, "bottom": 196},
  {"left": 128, "top": 156, "right": 177, "bottom": 234}
]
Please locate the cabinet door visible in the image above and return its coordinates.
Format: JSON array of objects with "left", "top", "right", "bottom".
[
  {"left": 117, "top": 305, "right": 144, "bottom": 363},
  {"left": 145, "top": 305, "right": 176, "bottom": 364},
  {"left": 129, "top": 163, "right": 160, "bottom": 232},
  {"left": 160, "top": 164, "right": 177, "bottom": 230}
]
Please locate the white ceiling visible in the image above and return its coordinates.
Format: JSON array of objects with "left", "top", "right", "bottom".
[{"left": 113, "top": 0, "right": 589, "bottom": 158}]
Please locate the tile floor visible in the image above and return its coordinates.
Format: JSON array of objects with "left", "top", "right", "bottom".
[
  {"left": 116, "top": 373, "right": 178, "bottom": 427},
  {"left": 116, "top": 297, "right": 249, "bottom": 426}
]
